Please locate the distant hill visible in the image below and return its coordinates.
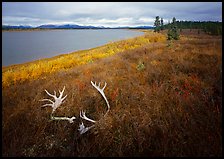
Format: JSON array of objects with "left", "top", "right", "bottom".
[
  {"left": 113, "top": 26, "right": 154, "bottom": 29},
  {"left": 2, "top": 25, "right": 33, "bottom": 29},
  {"left": 130, "top": 26, "right": 154, "bottom": 29},
  {"left": 2, "top": 24, "right": 154, "bottom": 30},
  {"left": 36, "top": 24, "right": 100, "bottom": 29}
]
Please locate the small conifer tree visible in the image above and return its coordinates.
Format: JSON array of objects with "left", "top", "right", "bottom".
[
  {"left": 167, "top": 17, "right": 180, "bottom": 40},
  {"left": 154, "top": 16, "right": 161, "bottom": 32}
]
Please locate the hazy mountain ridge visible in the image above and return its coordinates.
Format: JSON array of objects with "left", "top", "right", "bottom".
[{"left": 2, "top": 24, "right": 154, "bottom": 29}]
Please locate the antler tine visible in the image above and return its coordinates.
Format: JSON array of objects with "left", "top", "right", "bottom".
[
  {"left": 61, "top": 94, "right": 67, "bottom": 102},
  {"left": 80, "top": 110, "right": 96, "bottom": 123},
  {"left": 39, "top": 99, "right": 54, "bottom": 104},
  {"left": 102, "top": 82, "right": 107, "bottom": 91},
  {"left": 41, "top": 103, "right": 53, "bottom": 108},
  {"left": 45, "top": 89, "right": 56, "bottom": 99},
  {"left": 80, "top": 110, "right": 84, "bottom": 118},
  {"left": 82, "top": 110, "right": 86, "bottom": 117},
  {"left": 59, "top": 86, "right": 66, "bottom": 98}
]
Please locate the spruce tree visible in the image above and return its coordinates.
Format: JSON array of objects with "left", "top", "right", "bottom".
[
  {"left": 167, "top": 17, "right": 180, "bottom": 40},
  {"left": 154, "top": 16, "right": 161, "bottom": 32}
]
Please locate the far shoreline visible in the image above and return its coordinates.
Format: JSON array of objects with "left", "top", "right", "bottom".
[{"left": 2, "top": 28, "right": 153, "bottom": 32}]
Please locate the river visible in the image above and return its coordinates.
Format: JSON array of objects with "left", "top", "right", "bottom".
[{"left": 2, "top": 29, "right": 144, "bottom": 66}]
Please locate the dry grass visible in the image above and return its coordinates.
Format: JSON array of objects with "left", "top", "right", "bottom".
[{"left": 2, "top": 30, "right": 222, "bottom": 157}]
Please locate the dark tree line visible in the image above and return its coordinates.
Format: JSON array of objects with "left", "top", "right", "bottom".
[
  {"left": 163, "top": 20, "right": 222, "bottom": 35},
  {"left": 154, "top": 16, "right": 222, "bottom": 41}
]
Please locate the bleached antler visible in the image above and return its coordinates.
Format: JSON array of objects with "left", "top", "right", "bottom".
[
  {"left": 40, "top": 86, "right": 76, "bottom": 123},
  {"left": 79, "top": 110, "right": 96, "bottom": 134},
  {"left": 40, "top": 86, "right": 67, "bottom": 114},
  {"left": 80, "top": 110, "right": 96, "bottom": 123},
  {"left": 91, "top": 81, "right": 110, "bottom": 116},
  {"left": 78, "top": 81, "right": 110, "bottom": 134},
  {"left": 40, "top": 82, "right": 110, "bottom": 135}
]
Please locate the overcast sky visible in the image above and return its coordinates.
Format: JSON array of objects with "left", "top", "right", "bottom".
[{"left": 2, "top": 2, "right": 222, "bottom": 27}]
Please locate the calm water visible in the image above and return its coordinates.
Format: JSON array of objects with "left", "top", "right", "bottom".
[{"left": 2, "top": 29, "right": 144, "bottom": 66}]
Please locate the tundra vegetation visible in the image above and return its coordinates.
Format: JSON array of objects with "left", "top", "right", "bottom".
[{"left": 2, "top": 28, "right": 222, "bottom": 157}]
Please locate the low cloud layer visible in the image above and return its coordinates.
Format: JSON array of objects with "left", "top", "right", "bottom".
[{"left": 2, "top": 2, "right": 222, "bottom": 27}]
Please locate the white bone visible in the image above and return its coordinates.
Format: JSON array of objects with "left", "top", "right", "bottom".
[{"left": 78, "top": 81, "right": 111, "bottom": 134}]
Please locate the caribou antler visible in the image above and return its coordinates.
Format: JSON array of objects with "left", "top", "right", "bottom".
[
  {"left": 91, "top": 81, "right": 110, "bottom": 116},
  {"left": 78, "top": 81, "right": 110, "bottom": 134},
  {"left": 40, "top": 86, "right": 67, "bottom": 114},
  {"left": 40, "top": 86, "right": 76, "bottom": 123},
  {"left": 40, "top": 82, "right": 110, "bottom": 135},
  {"left": 78, "top": 111, "right": 96, "bottom": 134},
  {"left": 79, "top": 110, "right": 96, "bottom": 134}
]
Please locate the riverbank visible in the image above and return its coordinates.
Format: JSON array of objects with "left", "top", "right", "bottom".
[
  {"left": 2, "top": 30, "right": 222, "bottom": 157},
  {"left": 2, "top": 30, "right": 165, "bottom": 87}
]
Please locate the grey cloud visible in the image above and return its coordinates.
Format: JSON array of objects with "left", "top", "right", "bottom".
[{"left": 2, "top": 2, "right": 222, "bottom": 27}]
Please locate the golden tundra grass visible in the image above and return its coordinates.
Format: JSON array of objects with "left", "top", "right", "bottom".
[{"left": 2, "top": 29, "right": 222, "bottom": 157}]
